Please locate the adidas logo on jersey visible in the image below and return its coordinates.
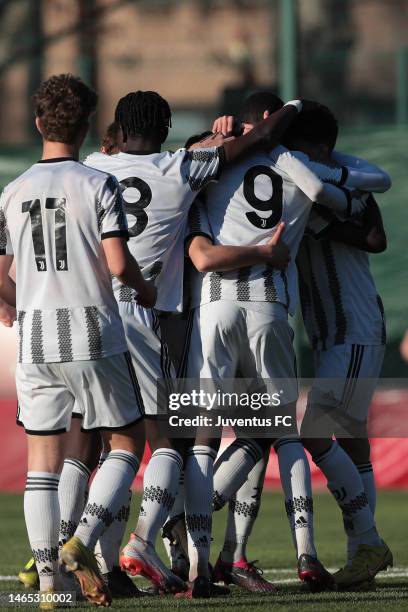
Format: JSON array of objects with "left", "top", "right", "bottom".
[{"left": 39, "top": 566, "right": 54, "bottom": 576}]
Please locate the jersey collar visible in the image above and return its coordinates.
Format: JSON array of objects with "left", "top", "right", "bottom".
[{"left": 37, "top": 157, "right": 78, "bottom": 163}]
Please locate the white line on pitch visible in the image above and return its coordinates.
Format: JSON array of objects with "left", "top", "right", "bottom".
[{"left": 1, "top": 568, "right": 407, "bottom": 583}]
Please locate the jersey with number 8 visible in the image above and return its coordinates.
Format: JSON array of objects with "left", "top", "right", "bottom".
[
  {"left": 84, "top": 148, "right": 224, "bottom": 311},
  {"left": 190, "top": 149, "right": 326, "bottom": 314}
]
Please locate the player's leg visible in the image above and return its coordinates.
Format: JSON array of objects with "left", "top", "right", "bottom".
[
  {"left": 244, "top": 304, "right": 332, "bottom": 589},
  {"left": 213, "top": 449, "right": 277, "bottom": 593},
  {"left": 59, "top": 352, "right": 144, "bottom": 606},
  {"left": 16, "top": 362, "right": 75, "bottom": 596},
  {"left": 59, "top": 415, "right": 101, "bottom": 547},
  {"left": 158, "top": 312, "right": 191, "bottom": 579},
  {"left": 177, "top": 304, "right": 234, "bottom": 598},
  {"left": 93, "top": 442, "right": 142, "bottom": 598},
  {"left": 117, "top": 305, "right": 186, "bottom": 593},
  {"left": 315, "top": 344, "right": 391, "bottom": 587}
]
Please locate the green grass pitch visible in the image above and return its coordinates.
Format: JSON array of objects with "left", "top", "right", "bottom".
[{"left": 0, "top": 490, "right": 407, "bottom": 610}]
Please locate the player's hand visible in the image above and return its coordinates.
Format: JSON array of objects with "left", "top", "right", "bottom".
[
  {"left": 188, "top": 132, "right": 234, "bottom": 150},
  {"left": 0, "top": 301, "right": 16, "bottom": 327},
  {"left": 135, "top": 280, "right": 157, "bottom": 309},
  {"left": 259, "top": 222, "right": 291, "bottom": 270},
  {"left": 212, "top": 115, "right": 243, "bottom": 137},
  {"left": 349, "top": 190, "right": 369, "bottom": 216}
]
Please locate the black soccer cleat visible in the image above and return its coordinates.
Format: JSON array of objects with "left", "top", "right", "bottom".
[
  {"left": 104, "top": 565, "right": 149, "bottom": 598},
  {"left": 175, "top": 576, "right": 231, "bottom": 599},
  {"left": 213, "top": 555, "right": 278, "bottom": 593},
  {"left": 297, "top": 554, "right": 335, "bottom": 591}
]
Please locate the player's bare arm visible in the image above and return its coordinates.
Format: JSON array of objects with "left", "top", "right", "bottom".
[
  {"left": 217, "top": 101, "right": 302, "bottom": 164},
  {"left": 102, "top": 236, "right": 157, "bottom": 308},
  {"left": 187, "top": 222, "right": 290, "bottom": 272},
  {"left": 319, "top": 194, "right": 387, "bottom": 253},
  {"left": 0, "top": 255, "right": 16, "bottom": 307}
]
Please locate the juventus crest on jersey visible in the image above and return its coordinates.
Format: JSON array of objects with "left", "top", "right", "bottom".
[
  {"left": 188, "top": 146, "right": 346, "bottom": 314},
  {"left": 84, "top": 147, "right": 224, "bottom": 311},
  {"left": 0, "top": 159, "right": 129, "bottom": 364}
]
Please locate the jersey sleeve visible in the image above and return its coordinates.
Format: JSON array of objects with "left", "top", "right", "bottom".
[
  {"left": 97, "top": 175, "right": 129, "bottom": 240},
  {"left": 306, "top": 205, "right": 338, "bottom": 238},
  {"left": 331, "top": 150, "right": 391, "bottom": 193},
  {"left": 181, "top": 147, "right": 226, "bottom": 192},
  {"left": 0, "top": 203, "right": 13, "bottom": 256},
  {"left": 185, "top": 199, "right": 213, "bottom": 247},
  {"left": 273, "top": 147, "right": 356, "bottom": 216}
]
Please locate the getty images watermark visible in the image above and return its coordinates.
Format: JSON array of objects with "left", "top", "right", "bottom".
[{"left": 167, "top": 389, "right": 294, "bottom": 428}]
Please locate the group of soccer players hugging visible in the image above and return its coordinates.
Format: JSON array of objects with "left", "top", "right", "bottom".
[{"left": 0, "top": 72, "right": 393, "bottom": 607}]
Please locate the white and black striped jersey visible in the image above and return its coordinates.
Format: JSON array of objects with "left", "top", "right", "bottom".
[
  {"left": 0, "top": 158, "right": 129, "bottom": 364},
  {"left": 84, "top": 147, "right": 224, "bottom": 311},
  {"left": 297, "top": 207, "right": 386, "bottom": 351},
  {"left": 186, "top": 146, "right": 350, "bottom": 314}
]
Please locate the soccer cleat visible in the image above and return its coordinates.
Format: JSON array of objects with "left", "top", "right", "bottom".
[
  {"left": 175, "top": 576, "right": 231, "bottom": 599},
  {"left": 297, "top": 554, "right": 335, "bottom": 591},
  {"left": 59, "top": 536, "right": 111, "bottom": 607},
  {"left": 103, "top": 565, "right": 147, "bottom": 598},
  {"left": 120, "top": 533, "right": 187, "bottom": 594},
  {"left": 39, "top": 589, "right": 61, "bottom": 610},
  {"left": 213, "top": 556, "right": 278, "bottom": 593},
  {"left": 162, "top": 515, "right": 189, "bottom": 581},
  {"left": 18, "top": 557, "right": 40, "bottom": 590},
  {"left": 333, "top": 541, "right": 393, "bottom": 589}
]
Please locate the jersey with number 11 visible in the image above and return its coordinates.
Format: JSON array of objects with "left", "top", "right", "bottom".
[{"left": 0, "top": 159, "right": 129, "bottom": 364}]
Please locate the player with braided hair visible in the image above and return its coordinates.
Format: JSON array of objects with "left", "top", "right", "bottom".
[{"left": 84, "top": 89, "right": 303, "bottom": 598}]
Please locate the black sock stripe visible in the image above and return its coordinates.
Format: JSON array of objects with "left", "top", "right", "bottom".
[
  {"left": 64, "top": 458, "right": 91, "bottom": 476},
  {"left": 232, "top": 438, "right": 263, "bottom": 454},
  {"left": 106, "top": 456, "right": 139, "bottom": 473},
  {"left": 25, "top": 486, "right": 59, "bottom": 491},
  {"left": 106, "top": 452, "right": 139, "bottom": 471},
  {"left": 230, "top": 439, "right": 262, "bottom": 462},
  {"left": 274, "top": 438, "right": 301, "bottom": 451},
  {"left": 152, "top": 450, "right": 183, "bottom": 466}
]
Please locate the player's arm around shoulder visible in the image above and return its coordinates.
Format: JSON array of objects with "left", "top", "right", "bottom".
[
  {"left": 318, "top": 194, "right": 387, "bottom": 254},
  {"left": 331, "top": 150, "right": 392, "bottom": 193},
  {"left": 210, "top": 101, "right": 302, "bottom": 165},
  {"left": 187, "top": 222, "right": 290, "bottom": 273}
]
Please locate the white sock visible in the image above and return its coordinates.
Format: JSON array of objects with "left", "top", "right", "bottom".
[
  {"left": 136, "top": 448, "right": 183, "bottom": 544},
  {"left": 58, "top": 459, "right": 91, "bottom": 546},
  {"left": 276, "top": 439, "right": 316, "bottom": 558},
  {"left": 315, "top": 442, "right": 380, "bottom": 563},
  {"left": 213, "top": 439, "right": 264, "bottom": 510},
  {"left": 185, "top": 445, "right": 217, "bottom": 581},
  {"left": 95, "top": 490, "right": 132, "bottom": 574},
  {"left": 75, "top": 450, "right": 139, "bottom": 550},
  {"left": 221, "top": 453, "right": 267, "bottom": 564},
  {"left": 24, "top": 472, "right": 61, "bottom": 591},
  {"left": 357, "top": 462, "right": 376, "bottom": 514}
]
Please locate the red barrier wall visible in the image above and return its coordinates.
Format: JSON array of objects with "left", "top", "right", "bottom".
[{"left": 2, "top": 394, "right": 408, "bottom": 492}]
